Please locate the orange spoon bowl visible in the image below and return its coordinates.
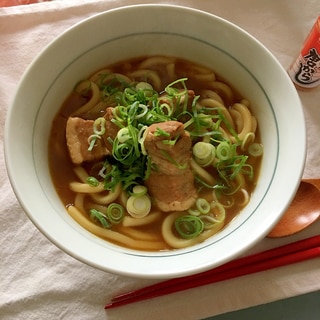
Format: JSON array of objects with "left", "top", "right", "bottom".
[{"left": 268, "top": 179, "right": 320, "bottom": 238}]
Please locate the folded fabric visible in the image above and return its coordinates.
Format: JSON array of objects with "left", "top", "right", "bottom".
[{"left": 0, "top": 1, "right": 319, "bottom": 320}]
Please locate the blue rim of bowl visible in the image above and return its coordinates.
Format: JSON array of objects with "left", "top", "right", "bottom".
[{"left": 33, "top": 31, "right": 279, "bottom": 259}]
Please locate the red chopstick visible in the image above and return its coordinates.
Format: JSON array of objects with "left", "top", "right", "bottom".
[{"left": 105, "top": 235, "right": 320, "bottom": 309}]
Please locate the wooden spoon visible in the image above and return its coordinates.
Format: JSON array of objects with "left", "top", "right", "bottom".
[{"left": 268, "top": 179, "right": 320, "bottom": 238}]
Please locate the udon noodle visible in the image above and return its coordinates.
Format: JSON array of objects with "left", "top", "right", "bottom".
[{"left": 49, "top": 56, "right": 263, "bottom": 251}]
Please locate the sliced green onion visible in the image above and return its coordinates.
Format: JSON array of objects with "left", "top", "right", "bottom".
[
  {"left": 193, "top": 142, "right": 216, "bottom": 166},
  {"left": 248, "top": 142, "right": 263, "bottom": 157},
  {"left": 212, "top": 189, "right": 235, "bottom": 208},
  {"left": 128, "top": 125, "right": 140, "bottom": 158},
  {"left": 145, "top": 109, "right": 172, "bottom": 124},
  {"left": 131, "top": 185, "right": 148, "bottom": 196},
  {"left": 229, "top": 155, "right": 248, "bottom": 180},
  {"left": 123, "top": 88, "right": 138, "bottom": 104},
  {"left": 217, "top": 108, "right": 240, "bottom": 143},
  {"left": 113, "top": 105, "right": 128, "bottom": 123},
  {"left": 195, "top": 198, "right": 211, "bottom": 214},
  {"left": 144, "top": 155, "right": 152, "bottom": 181},
  {"left": 240, "top": 163, "right": 254, "bottom": 180},
  {"left": 93, "top": 117, "right": 106, "bottom": 135},
  {"left": 165, "top": 78, "right": 188, "bottom": 96},
  {"left": 174, "top": 215, "right": 204, "bottom": 239},
  {"left": 126, "top": 194, "right": 151, "bottom": 218},
  {"left": 190, "top": 95, "right": 202, "bottom": 134},
  {"left": 117, "top": 127, "right": 131, "bottom": 143},
  {"left": 113, "top": 125, "right": 140, "bottom": 166},
  {"left": 138, "top": 125, "right": 148, "bottom": 156},
  {"left": 188, "top": 208, "right": 201, "bottom": 216},
  {"left": 200, "top": 201, "right": 226, "bottom": 230},
  {"left": 86, "top": 176, "right": 100, "bottom": 187},
  {"left": 197, "top": 113, "right": 214, "bottom": 128},
  {"left": 106, "top": 203, "right": 124, "bottom": 224},
  {"left": 98, "top": 163, "right": 108, "bottom": 179},
  {"left": 162, "top": 136, "right": 179, "bottom": 146},
  {"left": 154, "top": 127, "right": 170, "bottom": 137},
  {"left": 134, "top": 104, "right": 148, "bottom": 119},
  {"left": 89, "top": 209, "right": 110, "bottom": 228},
  {"left": 159, "top": 102, "right": 173, "bottom": 116},
  {"left": 87, "top": 134, "right": 101, "bottom": 151},
  {"left": 136, "top": 81, "right": 153, "bottom": 93},
  {"left": 128, "top": 101, "right": 139, "bottom": 119},
  {"left": 182, "top": 116, "right": 194, "bottom": 130},
  {"left": 87, "top": 117, "right": 106, "bottom": 151},
  {"left": 216, "top": 141, "right": 233, "bottom": 160}
]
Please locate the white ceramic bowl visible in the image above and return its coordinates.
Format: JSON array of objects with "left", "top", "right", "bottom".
[{"left": 5, "top": 4, "right": 306, "bottom": 278}]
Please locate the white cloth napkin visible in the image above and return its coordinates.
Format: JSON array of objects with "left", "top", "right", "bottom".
[{"left": 1, "top": 1, "right": 320, "bottom": 319}]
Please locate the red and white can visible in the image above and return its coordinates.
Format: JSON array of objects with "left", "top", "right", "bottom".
[{"left": 288, "top": 16, "right": 320, "bottom": 90}]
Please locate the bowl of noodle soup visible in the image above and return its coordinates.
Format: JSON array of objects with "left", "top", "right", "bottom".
[{"left": 5, "top": 5, "right": 306, "bottom": 278}]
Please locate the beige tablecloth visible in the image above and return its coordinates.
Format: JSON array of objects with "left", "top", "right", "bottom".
[{"left": 1, "top": 1, "right": 320, "bottom": 319}]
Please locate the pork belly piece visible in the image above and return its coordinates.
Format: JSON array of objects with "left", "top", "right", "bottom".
[
  {"left": 144, "top": 120, "right": 197, "bottom": 212},
  {"left": 66, "top": 107, "right": 120, "bottom": 165},
  {"left": 66, "top": 117, "right": 110, "bottom": 164},
  {"left": 145, "top": 171, "right": 197, "bottom": 212}
]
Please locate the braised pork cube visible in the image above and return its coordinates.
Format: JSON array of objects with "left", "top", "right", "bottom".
[
  {"left": 66, "top": 107, "right": 120, "bottom": 164},
  {"left": 66, "top": 117, "right": 110, "bottom": 164},
  {"left": 144, "top": 120, "right": 197, "bottom": 212},
  {"left": 102, "top": 107, "right": 119, "bottom": 150},
  {"left": 158, "top": 90, "right": 195, "bottom": 114}
]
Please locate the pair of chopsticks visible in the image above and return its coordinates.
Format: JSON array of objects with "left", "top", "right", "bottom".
[{"left": 105, "top": 235, "right": 320, "bottom": 309}]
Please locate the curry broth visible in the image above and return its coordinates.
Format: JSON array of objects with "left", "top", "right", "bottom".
[{"left": 49, "top": 56, "right": 262, "bottom": 251}]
